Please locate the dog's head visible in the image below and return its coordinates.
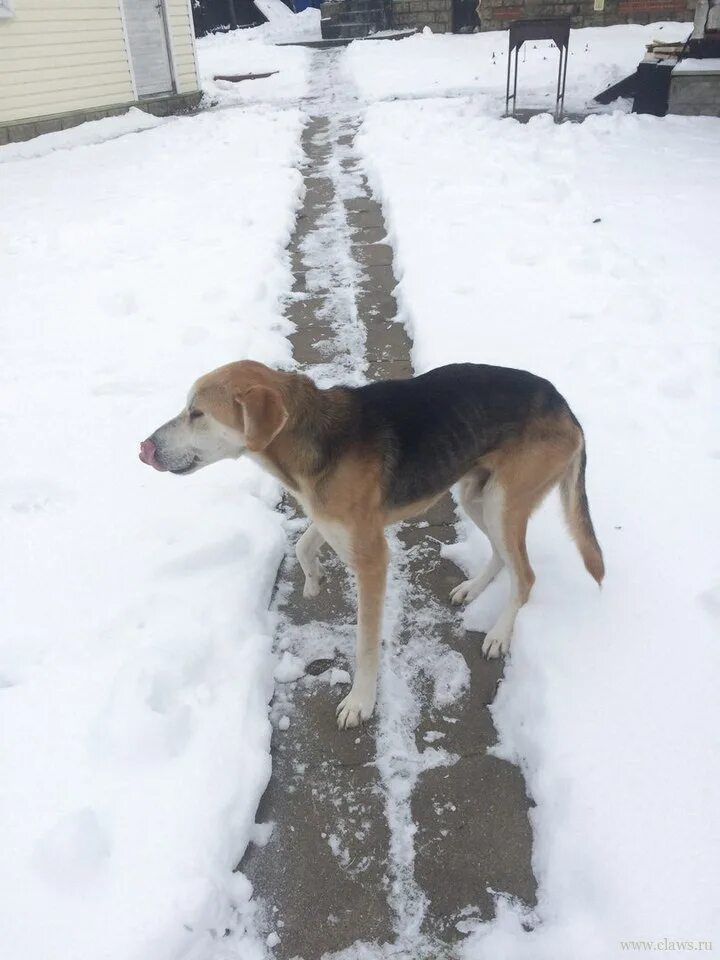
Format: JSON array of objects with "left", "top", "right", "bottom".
[{"left": 139, "top": 360, "right": 289, "bottom": 476}]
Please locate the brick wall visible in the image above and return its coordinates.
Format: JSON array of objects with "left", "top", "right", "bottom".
[
  {"left": 392, "top": 0, "right": 454, "bottom": 32},
  {"left": 478, "top": 0, "right": 693, "bottom": 31},
  {"left": 389, "top": 0, "right": 693, "bottom": 32}
]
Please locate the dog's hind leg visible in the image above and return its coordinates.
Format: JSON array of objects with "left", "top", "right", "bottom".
[
  {"left": 450, "top": 471, "right": 505, "bottom": 605},
  {"left": 479, "top": 477, "right": 535, "bottom": 659},
  {"left": 480, "top": 440, "right": 570, "bottom": 658},
  {"left": 296, "top": 524, "right": 326, "bottom": 598}
]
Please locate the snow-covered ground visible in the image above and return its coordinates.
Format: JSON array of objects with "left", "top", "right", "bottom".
[
  {"left": 197, "top": 16, "right": 316, "bottom": 106},
  {"left": 0, "top": 106, "right": 304, "bottom": 960},
  {"left": 0, "top": 108, "right": 168, "bottom": 164},
  {"left": 345, "top": 22, "right": 692, "bottom": 112},
  {"left": 3, "top": 17, "right": 719, "bottom": 960},
  {"left": 357, "top": 95, "right": 720, "bottom": 957}
]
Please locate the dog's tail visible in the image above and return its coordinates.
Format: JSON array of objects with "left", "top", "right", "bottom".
[{"left": 560, "top": 438, "right": 605, "bottom": 585}]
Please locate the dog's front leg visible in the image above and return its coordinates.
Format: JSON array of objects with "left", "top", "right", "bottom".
[
  {"left": 296, "top": 523, "right": 326, "bottom": 598},
  {"left": 336, "top": 530, "right": 388, "bottom": 730}
]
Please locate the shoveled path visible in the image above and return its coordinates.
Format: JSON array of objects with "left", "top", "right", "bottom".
[{"left": 241, "top": 50, "right": 535, "bottom": 960}]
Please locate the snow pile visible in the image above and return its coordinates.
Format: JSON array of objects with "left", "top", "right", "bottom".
[
  {"left": 197, "top": 20, "right": 316, "bottom": 105},
  {"left": 345, "top": 22, "right": 692, "bottom": 112},
  {"left": 0, "top": 108, "right": 168, "bottom": 164},
  {"left": 274, "top": 651, "right": 306, "bottom": 682},
  {"left": 0, "top": 107, "right": 304, "bottom": 960},
  {"left": 358, "top": 101, "right": 720, "bottom": 956},
  {"left": 255, "top": 0, "right": 322, "bottom": 43}
]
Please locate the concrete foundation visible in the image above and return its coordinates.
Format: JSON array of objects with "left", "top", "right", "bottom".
[{"left": 0, "top": 91, "right": 202, "bottom": 146}]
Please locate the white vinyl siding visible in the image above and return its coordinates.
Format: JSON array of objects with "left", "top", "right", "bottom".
[
  {"left": 0, "top": 0, "right": 133, "bottom": 124},
  {"left": 0, "top": 0, "right": 199, "bottom": 128}
]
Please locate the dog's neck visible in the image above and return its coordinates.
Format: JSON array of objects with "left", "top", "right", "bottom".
[{"left": 250, "top": 376, "right": 358, "bottom": 494}]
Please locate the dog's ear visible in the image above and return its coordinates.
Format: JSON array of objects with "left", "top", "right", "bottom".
[{"left": 237, "top": 385, "right": 288, "bottom": 452}]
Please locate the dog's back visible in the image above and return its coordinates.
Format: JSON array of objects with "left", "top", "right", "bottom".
[{"left": 349, "top": 363, "right": 570, "bottom": 508}]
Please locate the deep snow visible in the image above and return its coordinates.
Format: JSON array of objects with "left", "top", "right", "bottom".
[
  {"left": 344, "top": 22, "right": 692, "bottom": 113},
  {"left": 0, "top": 107, "right": 304, "bottom": 960},
  {"left": 197, "top": 19, "right": 315, "bottom": 107},
  {"left": 357, "top": 95, "right": 720, "bottom": 957},
  {"left": 0, "top": 108, "right": 168, "bottom": 164}
]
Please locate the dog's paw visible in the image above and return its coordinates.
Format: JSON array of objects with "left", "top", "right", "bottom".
[
  {"left": 450, "top": 578, "right": 484, "bottom": 605},
  {"left": 482, "top": 631, "right": 512, "bottom": 659},
  {"left": 336, "top": 685, "right": 375, "bottom": 730},
  {"left": 303, "top": 575, "right": 321, "bottom": 599}
]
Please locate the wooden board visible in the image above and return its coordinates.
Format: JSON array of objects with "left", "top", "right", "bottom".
[{"left": 254, "top": 0, "right": 294, "bottom": 21}]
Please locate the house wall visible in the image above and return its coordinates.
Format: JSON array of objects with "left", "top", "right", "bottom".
[
  {"left": 0, "top": 0, "right": 135, "bottom": 126},
  {"left": 0, "top": 0, "right": 199, "bottom": 135}
]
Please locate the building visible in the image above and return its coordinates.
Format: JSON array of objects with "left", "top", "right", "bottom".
[{"left": 0, "top": 0, "right": 201, "bottom": 145}]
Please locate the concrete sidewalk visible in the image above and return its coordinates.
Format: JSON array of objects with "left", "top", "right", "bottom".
[{"left": 241, "top": 49, "right": 535, "bottom": 959}]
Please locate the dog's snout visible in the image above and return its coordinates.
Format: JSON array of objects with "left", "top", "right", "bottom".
[
  {"left": 139, "top": 438, "right": 155, "bottom": 465},
  {"left": 139, "top": 438, "right": 167, "bottom": 471}
]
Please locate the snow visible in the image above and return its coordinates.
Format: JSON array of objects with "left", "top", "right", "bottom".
[
  {"left": 0, "top": 108, "right": 168, "bottom": 164},
  {"left": 422, "top": 730, "right": 446, "bottom": 743},
  {"left": 274, "top": 651, "right": 306, "bottom": 683},
  {"left": 0, "top": 105, "right": 305, "bottom": 960},
  {"left": 357, "top": 89, "right": 720, "bottom": 957},
  {"left": 330, "top": 667, "right": 352, "bottom": 686},
  {"left": 673, "top": 56, "right": 720, "bottom": 73},
  {"left": 4, "top": 19, "right": 719, "bottom": 960},
  {"left": 197, "top": 20, "right": 316, "bottom": 106},
  {"left": 345, "top": 22, "right": 692, "bottom": 113}
]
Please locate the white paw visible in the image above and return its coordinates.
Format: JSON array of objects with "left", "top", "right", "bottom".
[
  {"left": 303, "top": 575, "right": 321, "bottom": 599},
  {"left": 482, "top": 631, "right": 512, "bottom": 659},
  {"left": 450, "top": 578, "right": 484, "bottom": 605},
  {"left": 336, "top": 685, "right": 375, "bottom": 730}
]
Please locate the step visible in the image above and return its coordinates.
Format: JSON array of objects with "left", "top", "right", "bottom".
[
  {"left": 321, "top": 0, "right": 387, "bottom": 15},
  {"left": 321, "top": 11, "right": 386, "bottom": 27},
  {"left": 322, "top": 14, "right": 386, "bottom": 30},
  {"left": 322, "top": 8, "right": 387, "bottom": 23},
  {"left": 321, "top": 20, "right": 377, "bottom": 38}
]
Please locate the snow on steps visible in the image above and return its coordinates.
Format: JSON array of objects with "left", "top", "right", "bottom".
[{"left": 320, "top": 0, "right": 390, "bottom": 40}]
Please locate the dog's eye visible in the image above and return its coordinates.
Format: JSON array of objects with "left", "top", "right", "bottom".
[{"left": 189, "top": 410, "right": 204, "bottom": 420}]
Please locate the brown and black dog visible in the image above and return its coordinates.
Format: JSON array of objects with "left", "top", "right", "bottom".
[{"left": 139, "top": 361, "right": 604, "bottom": 729}]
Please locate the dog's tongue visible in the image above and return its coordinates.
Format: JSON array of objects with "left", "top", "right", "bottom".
[{"left": 139, "top": 439, "right": 167, "bottom": 471}]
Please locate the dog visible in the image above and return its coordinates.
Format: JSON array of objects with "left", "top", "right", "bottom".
[{"left": 139, "top": 361, "right": 604, "bottom": 729}]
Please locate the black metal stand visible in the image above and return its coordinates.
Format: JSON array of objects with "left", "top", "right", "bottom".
[{"left": 505, "top": 17, "right": 571, "bottom": 121}]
